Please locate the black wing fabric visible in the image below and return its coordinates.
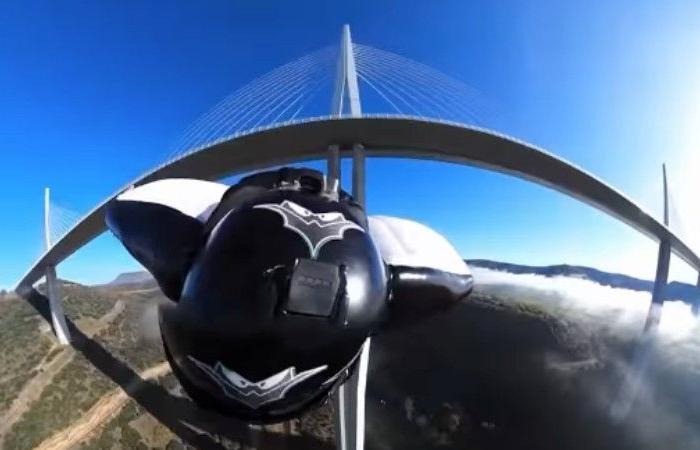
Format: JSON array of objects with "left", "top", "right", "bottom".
[
  {"left": 106, "top": 179, "right": 227, "bottom": 301},
  {"left": 106, "top": 170, "right": 361, "bottom": 302},
  {"left": 106, "top": 200, "right": 204, "bottom": 301}
]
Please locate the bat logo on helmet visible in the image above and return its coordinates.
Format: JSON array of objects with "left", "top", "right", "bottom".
[
  {"left": 188, "top": 356, "right": 328, "bottom": 409},
  {"left": 254, "top": 200, "right": 364, "bottom": 258}
]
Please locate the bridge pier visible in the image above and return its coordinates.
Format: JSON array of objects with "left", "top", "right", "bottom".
[
  {"left": 694, "top": 273, "right": 700, "bottom": 315},
  {"left": 327, "top": 144, "right": 341, "bottom": 186},
  {"left": 644, "top": 239, "right": 670, "bottom": 331},
  {"left": 43, "top": 187, "right": 71, "bottom": 345},
  {"left": 352, "top": 143, "right": 365, "bottom": 207},
  {"left": 45, "top": 265, "right": 71, "bottom": 345},
  {"left": 611, "top": 166, "right": 672, "bottom": 419},
  {"left": 644, "top": 164, "right": 671, "bottom": 330}
]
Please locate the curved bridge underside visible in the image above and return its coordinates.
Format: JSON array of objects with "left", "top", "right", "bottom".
[{"left": 16, "top": 115, "right": 700, "bottom": 291}]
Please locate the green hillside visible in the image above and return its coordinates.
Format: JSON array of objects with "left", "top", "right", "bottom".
[{"left": 0, "top": 278, "right": 698, "bottom": 449}]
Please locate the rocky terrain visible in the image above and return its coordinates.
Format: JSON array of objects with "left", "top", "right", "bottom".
[{"left": 0, "top": 266, "right": 699, "bottom": 449}]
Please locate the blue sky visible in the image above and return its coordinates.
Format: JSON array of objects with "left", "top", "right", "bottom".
[{"left": 1, "top": 0, "right": 700, "bottom": 289}]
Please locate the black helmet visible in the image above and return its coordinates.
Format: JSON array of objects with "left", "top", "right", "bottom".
[
  {"left": 107, "top": 167, "right": 473, "bottom": 423},
  {"left": 159, "top": 186, "right": 388, "bottom": 422}
]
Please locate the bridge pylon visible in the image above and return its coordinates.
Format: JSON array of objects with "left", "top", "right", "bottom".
[
  {"left": 332, "top": 24, "right": 362, "bottom": 118},
  {"left": 44, "top": 187, "right": 71, "bottom": 345},
  {"left": 327, "top": 23, "right": 366, "bottom": 198}
]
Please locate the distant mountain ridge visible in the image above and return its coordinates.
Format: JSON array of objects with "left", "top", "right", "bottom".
[
  {"left": 103, "top": 260, "right": 700, "bottom": 304},
  {"left": 104, "top": 271, "right": 154, "bottom": 286},
  {"left": 467, "top": 259, "right": 700, "bottom": 305}
]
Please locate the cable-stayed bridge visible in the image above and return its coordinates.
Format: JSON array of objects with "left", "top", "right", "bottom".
[
  {"left": 18, "top": 23, "right": 700, "bottom": 340},
  {"left": 14, "top": 25, "right": 700, "bottom": 450}
]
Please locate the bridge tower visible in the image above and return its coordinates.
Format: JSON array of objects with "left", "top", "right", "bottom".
[
  {"left": 328, "top": 24, "right": 365, "bottom": 206},
  {"left": 328, "top": 24, "right": 369, "bottom": 450},
  {"left": 44, "top": 187, "right": 71, "bottom": 345}
]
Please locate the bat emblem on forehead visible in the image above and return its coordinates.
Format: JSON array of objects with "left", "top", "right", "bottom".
[{"left": 254, "top": 200, "right": 364, "bottom": 258}]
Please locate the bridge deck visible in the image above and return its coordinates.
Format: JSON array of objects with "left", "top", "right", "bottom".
[{"left": 16, "top": 115, "right": 700, "bottom": 292}]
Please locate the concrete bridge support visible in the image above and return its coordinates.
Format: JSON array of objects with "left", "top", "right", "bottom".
[
  {"left": 44, "top": 188, "right": 71, "bottom": 345},
  {"left": 327, "top": 144, "right": 341, "bottom": 187},
  {"left": 352, "top": 143, "right": 365, "bottom": 207},
  {"left": 694, "top": 274, "right": 700, "bottom": 315},
  {"left": 611, "top": 165, "right": 672, "bottom": 419},
  {"left": 645, "top": 165, "right": 671, "bottom": 331},
  {"left": 45, "top": 265, "right": 71, "bottom": 345},
  {"left": 645, "top": 239, "right": 670, "bottom": 331}
]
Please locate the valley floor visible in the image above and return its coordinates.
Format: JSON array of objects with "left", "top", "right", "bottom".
[{"left": 1, "top": 274, "right": 699, "bottom": 449}]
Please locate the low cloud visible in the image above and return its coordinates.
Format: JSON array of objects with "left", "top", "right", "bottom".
[
  {"left": 472, "top": 267, "right": 699, "bottom": 340},
  {"left": 472, "top": 267, "right": 700, "bottom": 449}
]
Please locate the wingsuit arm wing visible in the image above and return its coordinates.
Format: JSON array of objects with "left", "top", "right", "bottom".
[
  {"left": 368, "top": 216, "right": 473, "bottom": 324},
  {"left": 106, "top": 178, "right": 228, "bottom": 301},
  {"left": 106, "top": 168, "right": 368, "bottom": 302}
]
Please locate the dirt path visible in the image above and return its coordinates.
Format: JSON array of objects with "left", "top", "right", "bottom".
[
  {"left": 34, "top": 362, "right": 171, "bottom": 450},
  {"left": 0, "top": 300, "right": 125, "bottom": 444},
  {"left": 119, "top": 287, "right": 160, "bottom": 295},
  {"left": 78, "top": 300, "right": 126, "bottom": 337}
]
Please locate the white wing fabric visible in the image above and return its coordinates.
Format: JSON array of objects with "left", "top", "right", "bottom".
[
  {"left": 367, "top": 215, "right": 473, "bottom": 324},
  {"left": 368, "top": 215, "right": 470, "bottom": 275},
  {"left": 108, "top": 178, "right": 229, "bottom": 301},
  {"left": 117, "top": 178, "right": 228, "bottom": 222}
]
